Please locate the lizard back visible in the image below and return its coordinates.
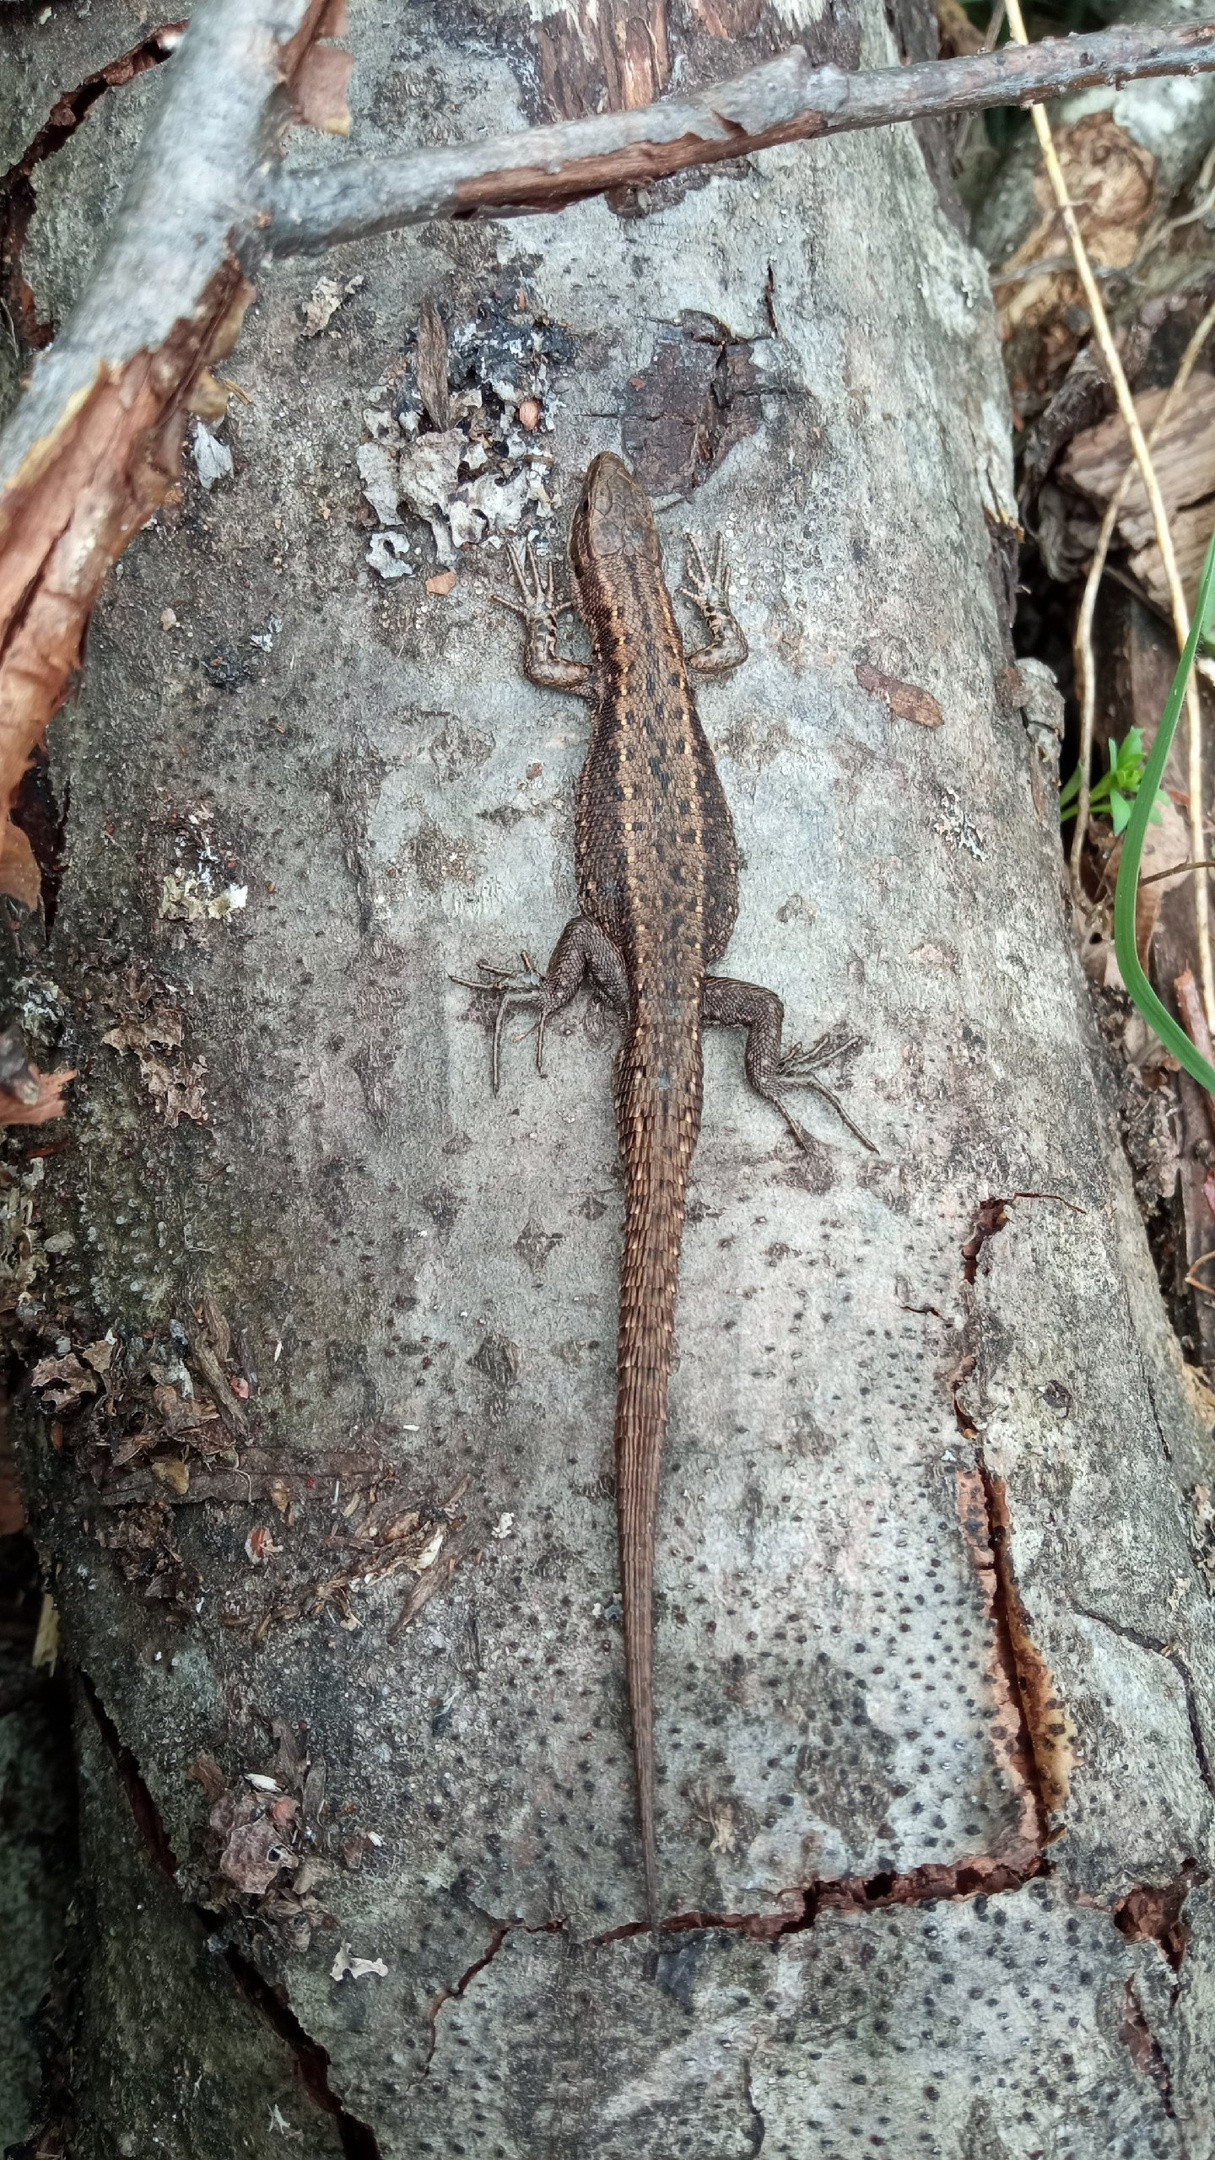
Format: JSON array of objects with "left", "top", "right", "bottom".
[
  {"left": 570, "top": 455, "right": 739, "bottom": 970},
  {"left": 569, "top": 453, "right": 737, "bottom": 1925}
]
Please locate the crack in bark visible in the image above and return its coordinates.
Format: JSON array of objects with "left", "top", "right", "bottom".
[
  {"left": 975, "top": 1458, "right": 1068, "bottom": 1833},
  {"left": 1119, "top": 1976, "right": 1177, "bottom": 2118},
  {"left": 955, "top": 1453, "right": 1074, "bottom": 1844},
  {"left": 422, "top": 1846, "right": 1051, "bottom": 2056},
  {"left": 421, "top": 1916, "right": 566, "bottom": 2079},
  {"left": 1115, "top": 1864, "right": 1206, "bottom": 1972},
  {"left": 78, "top": 1671, "right": 383, "bottom": 2160},
  {"left": 961, "top": 1195, "right": 1011, "bottom": 1284},
  {"left": 1073, "top": 1602, "right": 1215, "bottom": 1807},
  {"left": 741, "top": 2047, "right": 765, "bottom": 2154},
  {"left": 952, "top": 1196, "right": 1077, "bottom": 1834},
  {"left": 0, "top": 23, "right": 184, "bottom": 353}
]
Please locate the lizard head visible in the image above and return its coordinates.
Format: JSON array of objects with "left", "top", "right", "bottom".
[{"left": 571, "top": 453, "right": 660, "bottom": 582}]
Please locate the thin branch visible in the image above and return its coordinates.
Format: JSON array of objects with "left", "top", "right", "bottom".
[
  {"left": 1004, "top": 0, "right": 1215, "bottom": 1029},
  {"left": 1070, "top": 300, "right": 1215, "bottom": 901},
  {"left": 1140, "top": 858, "right": 1215, "bottom": 888},
  {"left": 267, "top": 21, "right": 1215, "bottom": 254}
]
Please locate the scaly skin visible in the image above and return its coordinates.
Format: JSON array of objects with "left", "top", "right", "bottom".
[{"left": 461, "top": 454, "right": 871, "bottom": 1929}]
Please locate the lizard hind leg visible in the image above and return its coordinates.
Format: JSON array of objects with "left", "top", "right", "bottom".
[
  {"left": 453, "top": 915, "right": 628, "bottom": 1093},
  {"left": 702, "top": 976, "right": 876, "bottom": 1152}
]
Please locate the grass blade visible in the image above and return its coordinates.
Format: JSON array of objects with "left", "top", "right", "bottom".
[{"left": 1113, "top": 530, "right": 1215, "bottom": 1091}]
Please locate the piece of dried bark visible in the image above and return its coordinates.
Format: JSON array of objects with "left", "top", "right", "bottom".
[
  {"left": 1060, "top": 374, "right": 1215, "bottom": 614},
  {"left": 855, "top": 663, "right": 944, "bottom": 728},
  {"left": 0, "top": 1065, "right": 73, "bottom": 1126},
  {"left": 416, "top": 297, "right": 452, "bottom": 431},
  {"left": 289, "top": 45, "right": 354, "bottom": 135}
]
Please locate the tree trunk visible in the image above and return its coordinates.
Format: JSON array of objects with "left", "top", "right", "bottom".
[{"left": 4, "top": 0, "right": 1215, "bottom": 2152}]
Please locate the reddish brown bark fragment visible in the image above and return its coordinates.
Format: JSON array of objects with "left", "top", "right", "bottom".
[
  {"left": 855, "top": 661, "right": 944, "bottom": 728},
  {"left": 537, "top": 0, "right": 671, "bottom": 123},
  {"left": 0, "top": 270, "right": 253, "bottom": 904}
]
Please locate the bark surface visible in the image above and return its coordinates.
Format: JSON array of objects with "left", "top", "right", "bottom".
[{"left": 4, "top": 0, "right": 1215, "bottom": 2153}]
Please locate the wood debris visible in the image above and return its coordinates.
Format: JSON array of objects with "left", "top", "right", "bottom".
[{"left": 1059, "top": 373, "right": 1215, "bottom": 615}]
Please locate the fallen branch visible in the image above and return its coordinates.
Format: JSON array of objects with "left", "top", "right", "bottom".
[
  {"left": 267, "top": 21, "right": 1215, "bottom": 252},
  {"left": 0, "top": 0, "right": 349, "bottom": 911}
]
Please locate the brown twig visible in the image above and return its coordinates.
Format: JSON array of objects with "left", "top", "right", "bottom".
[
  {"left": 267, "top": 22, "right": 1215, "bottom": 254},
  {"left": 1140, "top": 859, "right": 1215, "bottom": 888},
  {"left": 1175, "top": 968, "right": 1215, "bottom": 1072}
]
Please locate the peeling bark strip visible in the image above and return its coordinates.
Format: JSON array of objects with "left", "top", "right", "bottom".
[
  {"left": 1116, "top": 1870, "right": 1203, "bottom": 1971},
  {"left": 854, "top": 662, "right": 944, "bottom": 729},
  {"left": 959, "top": 1463, "right": 1077, "bottom": 1829},
  {"left": 0, "top": 0, "right": 348, "bottom": 915},
  {"left": 268, "top": 23, "right": 1215, "bottom": 250},
  {"left": 536, "top": 0, "right": 672, "bottom": 121}
]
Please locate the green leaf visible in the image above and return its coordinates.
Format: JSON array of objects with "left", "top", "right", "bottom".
[
  {"left": 1110, "top": 790, "right": 1131, "bottom": 835},
  {"left": 1114, "top": 531, "right": 1215, "bottom": 1094}
]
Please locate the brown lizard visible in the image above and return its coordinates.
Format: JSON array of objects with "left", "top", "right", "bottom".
[{"left": 461, "top": 452, "right": 871, "bottom": 1929}]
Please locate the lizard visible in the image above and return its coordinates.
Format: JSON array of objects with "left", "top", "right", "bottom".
[{"left": 460, "top": 452, "right": 872, "bottom": 1931}]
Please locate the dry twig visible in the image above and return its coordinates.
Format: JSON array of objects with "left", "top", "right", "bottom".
[
  {"left": 1070, "top": 300, "right": 1215, "bottom": 901},
  {"left": 267, "top": 22, "right": 1215, "bottom": 252}
]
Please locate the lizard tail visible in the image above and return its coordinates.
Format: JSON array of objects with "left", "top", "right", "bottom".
[{"left": 614, "top": 1020, "right": 702, "bottom": 1933}]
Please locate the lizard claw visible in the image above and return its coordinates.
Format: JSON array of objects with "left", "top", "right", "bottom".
[
  {"left": 769, "top": 1026, "right": 876, "bottom": 1153},
  {"left": 679, "top": 532, "right": 732, "bottom": 627},
  {"left": 452, "top": 955, "right": 550, "bottom": 1092}
]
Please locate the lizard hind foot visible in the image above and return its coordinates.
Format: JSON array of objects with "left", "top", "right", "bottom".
[
  {"left": 767, "top": 1028, "right": 876, "bottom": 1154},
  {"left": 776, "top": 1023, "right": 863, "bottom": 1081},
  {"left": 453, "top": 954, "right": 551, "bottom": 1093}
]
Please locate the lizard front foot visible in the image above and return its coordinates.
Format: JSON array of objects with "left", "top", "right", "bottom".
[
  {"left": 494, "top": 540, "right": 572, "bottom": 644},
  {"left": 678, "top": 534, "right": 747, "bottom": 676},
  {"left": 678, "top": 532, "right": 731, "bottom": 629}
]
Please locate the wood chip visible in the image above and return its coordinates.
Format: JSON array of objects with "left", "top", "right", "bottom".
[{"left": 416, "top": 297, "right": 451, "bottom": 432}]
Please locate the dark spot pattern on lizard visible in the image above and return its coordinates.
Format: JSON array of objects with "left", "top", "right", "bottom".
[{"left": 459, "top": 455, "right": 873, "bottom": 1929}]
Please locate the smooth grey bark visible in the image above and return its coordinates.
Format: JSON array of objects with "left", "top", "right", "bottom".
[{"left": 5, "top": 0, "right": 1215, "bottom": 2153}]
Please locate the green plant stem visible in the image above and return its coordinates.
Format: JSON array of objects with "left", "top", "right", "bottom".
[{"left": 1114, "top": 531, "right": 1215, "bottom": 1092}]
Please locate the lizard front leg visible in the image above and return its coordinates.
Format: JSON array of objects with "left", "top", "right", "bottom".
[
  {"left": 679, "top": 535, "right": 748, "bottom": 679},
  {"left": 703, "top": 975, "right": 875, "bottom": 1152},
  {"left": 455, "top": 916, "right": 628, "bottom": 1092},
  {"left": 495, "top": 540, "right": 595, "bottom": 696}
]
